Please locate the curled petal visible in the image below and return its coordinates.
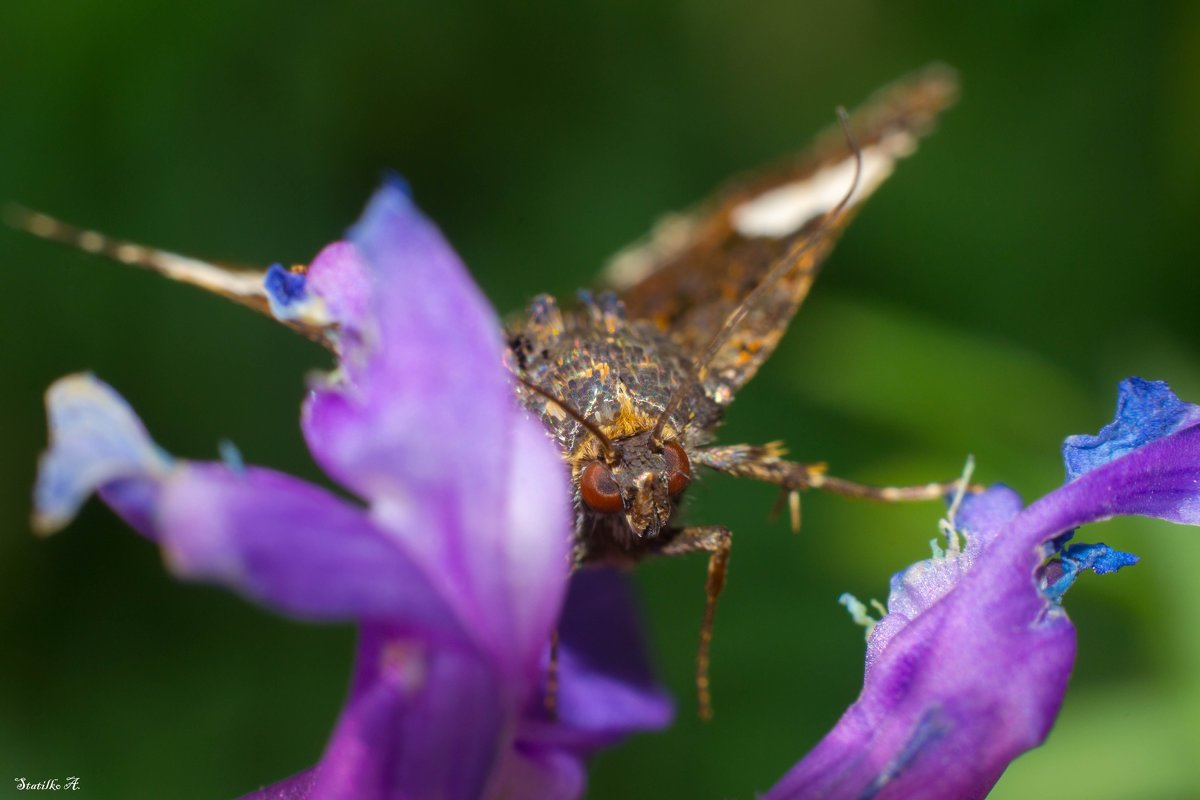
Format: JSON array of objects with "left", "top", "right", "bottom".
[
  {"left": 1040, "top": 541, "right": 1138, "bottom": 601},
  {"left": 34, "top": 374, "right": 467, "bottom": 644},
  {"left": 1062, "top": 377, "right": 1200, "bottom": 481},
  {"left": 33, "top": 374, "right": 170, "bottom": 536}
]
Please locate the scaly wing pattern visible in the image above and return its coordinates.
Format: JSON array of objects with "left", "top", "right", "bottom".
[{"left": 605, "top": 64, "right": 958, "bottom": 403}]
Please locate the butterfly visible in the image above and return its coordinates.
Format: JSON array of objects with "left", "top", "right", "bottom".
[{"left": 9, "top": 63, "right": 965, "bottom": 719}]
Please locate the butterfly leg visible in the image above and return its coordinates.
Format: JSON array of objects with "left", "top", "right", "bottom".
[
  {"left": 659, "top": 524, "right": 732, "bottom": 721},
  {"left": 693, "top": 444, "right": 974, "bottom": 532}
]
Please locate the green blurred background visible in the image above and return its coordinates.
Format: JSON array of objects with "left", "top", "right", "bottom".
[{"left": 2, "top": 2, "right": 1199, "bottom": 798}]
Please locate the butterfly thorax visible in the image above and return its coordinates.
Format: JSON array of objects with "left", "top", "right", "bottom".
[{"left": 506, "top": 291, "right": 723, "bottom": 565}]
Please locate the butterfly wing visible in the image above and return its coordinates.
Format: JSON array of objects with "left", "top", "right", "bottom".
[
  {"left": 5, "top": 205, "right": 334, "bottom": 345},
  {"left": 605, "top": 64, "right": 958, "bottom": 402}
]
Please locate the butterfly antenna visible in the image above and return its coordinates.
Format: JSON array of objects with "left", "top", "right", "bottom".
[
  {"left": 4, "top": 204, "right": 272, "bottom": 313},
  {"left": 517, "top": 375, "right": 619, "bottom": 464},
  {"left": 650, "top": 108, "right": 864, "bottom": 447}
]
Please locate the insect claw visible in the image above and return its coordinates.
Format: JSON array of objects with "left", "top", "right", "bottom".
[
  {"left": 766, "top": 485, "right": 803, "bottom": 532},
  {"left": 767, "top": 486, "right": 788, "bottom": 522}
]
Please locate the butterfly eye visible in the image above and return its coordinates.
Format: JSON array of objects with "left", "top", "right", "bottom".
[
  {"left": 663, "top": 440, "right": 691, "bottom": 495},
  {"left": 580, "top": 461, "right": 623, "bottom": 513}
]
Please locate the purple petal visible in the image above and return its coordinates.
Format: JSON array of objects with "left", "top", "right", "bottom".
[
  {"left": 496, "top": 417, "right": 575, "bottom": 679},
  {"left": 865, "top": 486, "right": 1023, "bottom": 669},
  {"left": 262, "top": 241, "right": 372, "bottom": 336},
  {"left": 235, "top": 632, "right": 523, "bottom": 800},
  {"left": 304, "top": 242, "right": 372, "bottom": 333},
  {"left": 239, "top": 626, "right": 513, "bottom": 800},
  {"left": 156, "top": 464, "right": 464, "bottom": 638},
  {"left": 488, "top": 746, "right": 586, "bottom": 800},
  {"left": 1027, "top": 425, "right": 1200, "bottom": 535},
  {"left": 300, "top": 182, "right": 572, "bottom": 677},
  {"left": 954, "top": 482, "right": 1025, "bottom": 536},
  {"left": 301, "top": 181, "right": 512, "bottom": 513},
  {"left": 1062, "top": 377, "right": 1200, "bottom": 481},
  {"left": 768, "top": 401, "right": 1200, "bottom": 799},
  {"left": 519, "top": 568, "right": 673, "bottom": 754},
  {"left": 237, "top": 769, "right": 318, "bottom": 800},
  {"left": 34, "top": 374, "right": 467, "bottom": 642},
  {"left": 308, "top": 624, "right": 510, "bottom": 800}
]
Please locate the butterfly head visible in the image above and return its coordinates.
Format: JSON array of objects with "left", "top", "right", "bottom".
[{"left": 577, "top": 430, "right": 691, "bottom": 538}]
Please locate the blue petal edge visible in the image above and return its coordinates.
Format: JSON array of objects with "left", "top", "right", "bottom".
[
  {"left": 264, "top": 263, "right": 310, "bottom": 320},
  {"left": 1042, "top": 542, "right": 1139, "bottom": 603},
  {"left": 345, "top": 179, "right": 422, "bottom": 268},
  {"left": 1062, "top": 377, "right": 1200, "bottom": 482},
  {"left": 34, "top": 374, "right": 170, "bottom": 534},
  {"left": 380, "top": 169, "right": 412, "bottom": 199}
]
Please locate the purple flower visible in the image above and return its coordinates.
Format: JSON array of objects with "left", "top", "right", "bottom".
[
  {"left": 765, "top": 378, "right": 1200, "bottom": 800},
  {"left": 34, "top": 181, "right": 670, "bottom": 800}
]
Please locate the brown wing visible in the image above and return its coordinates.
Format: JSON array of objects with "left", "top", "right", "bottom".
[
  {"left": 5, "top": 205, "right": 335, "bottom": 346},
  {"left": 604, "top": 64, "right": 958, "bottom": 402}
]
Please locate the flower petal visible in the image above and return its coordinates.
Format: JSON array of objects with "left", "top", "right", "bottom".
[
  {"left": 1040, "top": 541, "right": 1138, "bottom": 601},
  {"left": 768, "top": 386, "right": 1200, "bottom": 800},
  {"left": 237, "top": 769, "right": 318, "bottom": 800},
  {"left": 1062, "top": 377, "right": 1200, "bottom": 481},
  {"left": 263, "top": 241, "right": 372, "bottom": 337},
  {"left": 33, "top": 373, "right": 170, "bottom": 536},
  {"left": 865, "top": 486, "right": 1023, "bottom": 669},
  {"left": 494, "top": 415, "right": 575, "bottom": 678},
  {"left": 34, "top": 374, "right": 467, "bottom": 642},
  {"left": 301, "top": 180, "right": 512, "bottom": 517},
  {"left": 309, "top": 625, "right": 510, "bottom": 800},
  {"left": 519, "top": 568, "right": 673, "bottom": 754},
  {"left": 264, "top": 264, "right": 314, "bottom": 321},
  {"left": 239, "top": 625, "right": 535, "bottom": 800},
  {"left": 157, "top": 464, "right": 464, "bottom": 636},
  {"left": 488, "top": 746, "right": 586, "bottom": 800},
  {"left": 300, "top": 182, "right": 572, "bottom": 677},
  {"left": 304, "top": 242, "right": 372, "bottom": 333}
]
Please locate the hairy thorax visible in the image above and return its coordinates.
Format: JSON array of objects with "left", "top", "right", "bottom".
[{"left": 505, "top": 292, "right": 723, "bottom": 565}]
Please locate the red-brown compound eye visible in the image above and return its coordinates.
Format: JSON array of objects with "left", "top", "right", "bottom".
[
  {"left": 580, "top": 461, "right": 623, "bottom": 513},
  {"left": 663, "top": 440, "right": 691, "bottom": 495}
]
